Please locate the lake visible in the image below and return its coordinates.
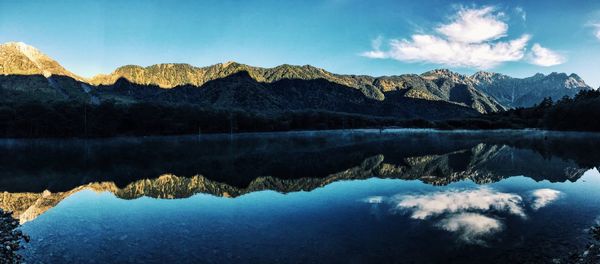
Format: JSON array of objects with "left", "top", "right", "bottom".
[{"left": 2, "top": 129, "right": 600, "bottom": 263}]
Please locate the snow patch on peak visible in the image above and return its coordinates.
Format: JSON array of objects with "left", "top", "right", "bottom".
[{"left": 9, "top": 42, "right": 45, "bottom": 61}]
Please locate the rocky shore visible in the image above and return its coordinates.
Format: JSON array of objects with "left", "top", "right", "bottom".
[
  {"left": 0, "top": 209, "right": 28, "bottom": 263},
  {"left": 571, "top": 225, "right": 600, "bottom": 264}
]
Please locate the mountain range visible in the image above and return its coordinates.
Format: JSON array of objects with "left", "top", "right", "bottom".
[
  {"left": 0, "top": 142, "right": 589, "bottom": 224},
  {"left": 0, "top": 41, "right": 593, "bottom": 120}
]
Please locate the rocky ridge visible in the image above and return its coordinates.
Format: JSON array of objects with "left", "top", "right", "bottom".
[{"left": 0, "top": 42, "right": 593, "bottom": 116}]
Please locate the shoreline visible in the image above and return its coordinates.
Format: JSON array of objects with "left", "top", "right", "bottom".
[
  {"left": 0, "top": 209, "right": 28, "bottom": 263},
  {"left": 1, "top": 127, "right": 599, "bottom": 141}
]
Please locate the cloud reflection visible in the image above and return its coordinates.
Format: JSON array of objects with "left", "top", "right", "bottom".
[
  {"left": 391, "top": 188, "right": 525, "bottom": 219},
  {"left": 437, "top": 213, "right": 503, "bottom": 245},
  {"left": 366, "top": 187, "right": 563, "bottom": 245},
  {"left": 363, "top": 196, "right": 385, "bottom": 204},
  {"left": 530, "top": 189, "right": 562, "bottom": 210}
]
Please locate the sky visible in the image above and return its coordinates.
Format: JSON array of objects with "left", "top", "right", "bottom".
[{"left": 1, "top": 0, "right": 599, "bottom": 87}]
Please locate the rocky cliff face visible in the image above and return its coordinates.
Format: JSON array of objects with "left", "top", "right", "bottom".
[
  {"left": 420, "top": 69, "right": 505, "bottom": 113},
  {"left": 0, "top": 42, "right": 94, "bottom": 103},
  {"left": 471, "top": 71, "right": 592, "bottom": 108},
  {"left": 0, "top": 42, "right": 81, "bottom": 80}
]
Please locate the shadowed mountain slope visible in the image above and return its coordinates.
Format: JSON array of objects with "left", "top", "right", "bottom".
[
  {"left": 92, "top": 71, "right": 478, "bottom": 119},
  {"left": 90, "top": 62, "right": 505, "bottom": 113},
  {"left": 0, "top": 42, "right": 594, "bottom": 123}
]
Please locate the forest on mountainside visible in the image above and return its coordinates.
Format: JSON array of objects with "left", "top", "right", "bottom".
[
  {"left": 442, "top": 89, "right": 600, "bottom": 131},
  {"left": 0, "top": 101, "right": 406, "bottom": 137},
  {"left": 1, "top": 90, "right": 599, "bottom": 138}
]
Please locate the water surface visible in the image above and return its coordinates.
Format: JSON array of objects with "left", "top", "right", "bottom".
[{"left": 2, "top": 129, "right": 599, "bottom": 263}]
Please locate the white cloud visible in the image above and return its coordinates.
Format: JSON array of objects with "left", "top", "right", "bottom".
[
  {"left": 385, "top": 34, "right": 530, "bottom": 69},
  {"left": 528, "top": 44, "right": 566, "bottom": 67},
  {"left": 361, "top": 36, "right": 387, "bottom": 59},
  {"left": 392, "top": 188, "right": 525, "bottom": 219},
  {"left": 594, "top": 24, "right": 600, "bottom": 41},
  {"left": 530, "top": 189, "right": 562, "bottom": 210},
  {"left": 436, "top": 6, "right": 508, "bottom": 43},
  {"left": 362, "top": 6, "right": 563, "bottom": 69},
  {"left": 437, "top": 213, "right": 503, "bottom": 244},
  {"left": 361, "top": 50, "right": 387, "bottom": 59}
]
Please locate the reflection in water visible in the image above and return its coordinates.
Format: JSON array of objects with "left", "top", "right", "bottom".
[
  {"left": 391, "top": 187, "right": 526, "bottom": 219},
  {"left": 1, "top": 130, "right": 598, "bottom": 193},
  {"left": 17, "top": 171, "right": 600, "bottom": 264},
  {"left": 0, "top": 130, "right": 598, "bottom": 224},
  {"left": 0, "top": 151, "right": 580, "bottom": 225},
  {"left": 438, "top": 212, "right": 503, "bottom": 245},
  {"left": 0, "top": 130, "right": 599, "bottom": 263},
  {"left": 377, "top": 187, "right": 562, "bottom": 245},
  {"left": 530, "top": 189, "right": 563, "bottom": 210}
]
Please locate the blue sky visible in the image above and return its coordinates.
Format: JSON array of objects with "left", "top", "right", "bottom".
[{"left": 1, "top": 0, "right": 599, "bottom": 87}]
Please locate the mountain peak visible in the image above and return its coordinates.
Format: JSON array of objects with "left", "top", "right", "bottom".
[
  {"left": 421, "top": 69, "right": 470, "bottom": 84},
  {"left": 114, "top": 64, "right": 145, "bottom": 71},
  {"left": 568, "top": 73, "right": 584, "bottom": 82},
  {"left": 470, "top": 71, "right": 510, "bottom": 85},
  {"left": 532, "top": 73, "right": 545, "bottom": 78},
  {"left": 213, "top": 61, "right": 248, "bottom": 71},
  {"left": 422, "top": 68, "right": 454, "bottom": 75},
  {"left": 471, "top": 71, "right": 505, "bottom": 78},
  {"left": 115, "top": 63, "right": 199, "bottom": 71},
  {"left": 565, "top": 73, "right": 588, "bottom": 89},
  {"left": 548, "top": 72, "right": 568, "bottom": 78},
  {"left": 220, "top": 61, "right": 240, "bottom": 68},
  {"left": 421, "top": 69, "right": 465, "bottom": 78},
  {"left": 1, "top": 42, "right": 52, "bottom": 76},
  {"left": 3, "top": 42, "right": 43, "bottom": 59},
  {"left": 0, "top": 41, "right": 80, "bottom": 79}
]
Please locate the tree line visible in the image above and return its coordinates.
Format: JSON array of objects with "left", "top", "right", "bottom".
[
  {"left": 1, "top": 89, "right": 599, "bottom": 138},
  {"left": 0, "top": 101, "right": 408, "bottom": 138},
  {"left": 440, "top": 89, "right": 600, "bottom": 131}
]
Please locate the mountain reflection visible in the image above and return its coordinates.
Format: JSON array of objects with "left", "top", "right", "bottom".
[{"left": 1, "top": 130, "right": 599, "bottom": 223}]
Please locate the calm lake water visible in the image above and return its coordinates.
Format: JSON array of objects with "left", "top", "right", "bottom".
[{"left": 2, "top": 129, "right": 600, "bottom": 263}]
